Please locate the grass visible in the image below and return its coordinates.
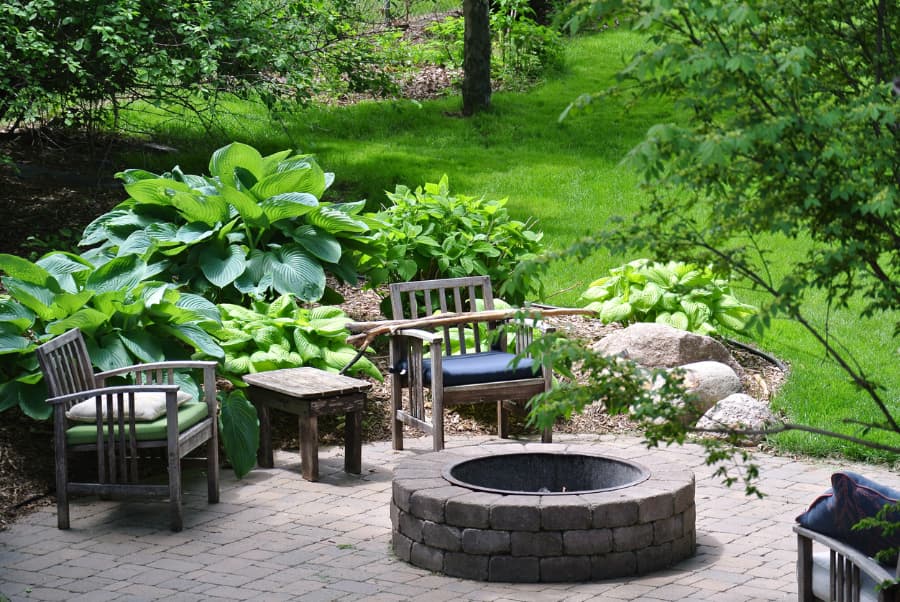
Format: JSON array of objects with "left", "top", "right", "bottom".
[{"left": 117, "top": 30, "right": 898, "bottom": 464}]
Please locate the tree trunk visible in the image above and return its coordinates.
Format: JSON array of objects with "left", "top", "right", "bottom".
[{"left": 462, "top": 0, "right": 491, "bottom": 115}]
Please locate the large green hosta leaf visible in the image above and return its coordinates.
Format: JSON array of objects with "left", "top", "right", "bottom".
[
  {"left": 291, "top": 225, "right": 341, "bottom": 263},
  {"left": 47, "top": 308, "right": 109, "bottom": 336},
  {"left": 219, "top": 390, "right": 259, "bottom": 479},
  {"left": 0, "top": 323, "right": 31, "bottom": 355},
  {"left": 85, "top": 255, "right": 147, "bottom": 293},
  {"left": 269, "top": 246, "right": 326, "bottom": 301},
  {"left": 85, "top": 334, "right": 132, "bottom": 372},
  {"left": 163, "top": 323, "right": 225, "bottom": 359},
  {"left": 221, "top": 187, "right": 264, "bottom": 223},
  {"left": 124, "top": 178, "right": 191, "bottom": 205},
  {"left": 307, "top": 206, "right": 368, "bottom": 234},
  {"left": 171, "top": 191, "right": 229, "bottom": 225},
  {"left": 0, "top": 298, "right": 36, "bottom": 331},
  {"left": 261, "top": 193, "right": 319, "bottom": 222},
  {"left": 199, "top": 243, "right": 247, "bottom": 288},
  {"left": 252, "top": 165, "right": 324, "bottom": 200},
  {"left": 210, "top": 142, "right": 264, "bottom": 190}
]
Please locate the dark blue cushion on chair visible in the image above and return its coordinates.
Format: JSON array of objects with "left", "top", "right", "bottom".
[
  {"left": 419, "top": 351, "right": 538, "bottom": 387},
  {"left": 796, "top": 472, "right": 900, "bottom": 563}
]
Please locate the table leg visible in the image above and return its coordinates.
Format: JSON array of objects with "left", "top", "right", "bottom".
[
  {"left": 255, "top": 402, "right": 274, "bottom": 468},
  {"left": 345, "top": 410, "right": 362, "bottom": 475},
  {"left": 299, "top": 414, "right": 318, "bottom": 481}
]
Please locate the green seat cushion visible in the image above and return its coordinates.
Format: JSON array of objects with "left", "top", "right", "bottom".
[{"left": 66, "top": 402, "right": 209, "bottom": 445}]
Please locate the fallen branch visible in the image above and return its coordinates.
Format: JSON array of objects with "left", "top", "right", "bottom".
[
  {"left": 345, "top": 307, "right": 596, "bottom": 346},
  {"left": 339, "top": 306, "right": 596, "bottom": 375}
]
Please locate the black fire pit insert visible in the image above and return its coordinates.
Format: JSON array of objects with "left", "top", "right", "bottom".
[{"left": 442, "top": 451, "right": 650, "bottom": 496}]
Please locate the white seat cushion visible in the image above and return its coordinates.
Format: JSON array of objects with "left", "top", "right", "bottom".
[{"left": 66, "top": 390, "right": 193, "bottom": 423}]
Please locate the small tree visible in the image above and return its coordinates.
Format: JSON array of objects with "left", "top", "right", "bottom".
[{"left": 521, "top": 0, "right": 898, "bottom": 495}]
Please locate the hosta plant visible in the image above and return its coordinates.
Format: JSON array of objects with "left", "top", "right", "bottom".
[
  {"left": 361, "top": 176, "right": 545, "bottom": 306},
  {"left": 0, "top": 252, "right": 224, "bottom": 420},
  {"left": 580, "top": 259, "right": 757, "bottom": 335},
  {"left": 80, "top": 142, "right": 380, "bottom": 303},
  {"left": 211, "top": 295, "right": 381, "bottom": 382}
]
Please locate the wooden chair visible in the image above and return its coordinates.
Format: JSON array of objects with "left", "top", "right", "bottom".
[
  {"left": 388, "top": 276, "right": 553, "bottom": 451},
  {"left": 36, "top": 328, "right": 219, "bottom": 531},
  {"left": 795, "top": 525, "right": 900, "bottom": 602}
]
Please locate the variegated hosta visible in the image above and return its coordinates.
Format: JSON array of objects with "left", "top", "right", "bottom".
[
  {"left": 581, "top": 259, "right": 757, "bottom": 336},
  {"left": 211, "top": 294, "right": 381, "bottom": 382},
  {"left": 80, "top": 142, "right": 382, "bottom": 303}
]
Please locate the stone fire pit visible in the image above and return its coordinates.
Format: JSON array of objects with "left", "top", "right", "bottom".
[{"left": 391, "top": 443, "right": 695, "bottom": 582}]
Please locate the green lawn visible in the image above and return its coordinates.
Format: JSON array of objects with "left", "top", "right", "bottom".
[{"left": 120, "top": 30, "right": 898, "bottom": 464}]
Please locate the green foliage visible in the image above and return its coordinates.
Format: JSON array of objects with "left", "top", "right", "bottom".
[
  {"left": 581, "top": 259, "right": 756, "bottom": 335},
  {"left": 493, "top": 0, "right": 565, "bottom": 82},
  {"left": 362, "top": 175, "right": 545, "bottom": 304},
  {"left": 81, "top": 142, "right": 378, "bottom": 303},
  {"left": 525, "top": 328, "right": 763, "bottom": 496},
  {"left": 543, "top": 0, "right": 899, "bottom": 472},
  {"left": 423, "top": 7, "right": 563, "bottom": 83},
  {"left": 211, "top": 295, "right": 381, "bottom": 381},
  {"left": 0, "top": 252, "right": 223, "bottom": 420},
  {"left": 218, "top": 389, "right": 260, "bottom": 479},
  {"left": 0, "top": 0, "right": 397, "bottom": 130}
]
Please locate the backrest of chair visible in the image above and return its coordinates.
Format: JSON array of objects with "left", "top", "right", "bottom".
[
  {"left": 35, "top": 329, "right": 97, "bottom": 403},
  {"left": 389, "top": 276, "right": 496, "bottom": 355}
]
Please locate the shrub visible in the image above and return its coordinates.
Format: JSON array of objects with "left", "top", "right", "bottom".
[
  {"left": 580, "top": 259, "right": 757, "bottom": 335},
  {"left": 423, "top": 6, "right": 563, "bottom": 84},
  {"left": 0, "top": 252, "right": 223, "bottom": 420},
  {"left": 361, "top": 176, "right": 545, "bottom": 305},
  {"left": 81, "top": 142, "right": 380, "bottom": 303},
  {"left": 211, "top": 295, "right": 381, "bottom": 382}
]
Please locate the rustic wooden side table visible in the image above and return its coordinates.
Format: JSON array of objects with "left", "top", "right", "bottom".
[{"left": 243, "top": 367, "right": 372, "bottom": 481}]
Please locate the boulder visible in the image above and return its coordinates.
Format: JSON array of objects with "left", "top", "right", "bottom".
[
  {"left": 696, "top": 393, "right": 780, "bottom": 434},
  {"left": 679, "top": 361, "right": 743, "bottom": 413},
  {"left": 592, "top": 322, "right": 741, "bottom": 373}
]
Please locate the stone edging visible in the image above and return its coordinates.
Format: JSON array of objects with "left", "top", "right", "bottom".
[{"left": 390, "top": 442, "right": 696, "bottom": 582}]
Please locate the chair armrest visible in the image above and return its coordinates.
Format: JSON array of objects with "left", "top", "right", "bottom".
[
  {"left": 393, "top": 329, "right": 443, "bottom": 345},
  {"left": 47, "top": 384, "right": 181, "bottom": 407},
  {"left": 793, "top": 524, "right": 899, "bottom": 584},
  {"left": 95, "top": 360, "right": 218, "bottom": 381}
]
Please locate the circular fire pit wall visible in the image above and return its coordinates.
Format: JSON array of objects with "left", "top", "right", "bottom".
[{"left": 391, "top": 445, "right": 695, "bottom": 582}]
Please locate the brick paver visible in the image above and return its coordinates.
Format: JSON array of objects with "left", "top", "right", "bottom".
[{"left": 1, "top": 433, "right": 897, "bottom": 601}]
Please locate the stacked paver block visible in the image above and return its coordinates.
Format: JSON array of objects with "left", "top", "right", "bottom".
[{"left": 390, "top": 444, "right": 696, "bottom": 582}]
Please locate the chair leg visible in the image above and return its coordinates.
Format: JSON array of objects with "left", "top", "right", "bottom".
[
  {"left": 168, "top": 449, "right": 183, "bottom": 532},
  {"left": 432, "top": 389, "right": 445, "bottom": 452},
  {"left": 497, "top": 401, "right": 509, "bottom": 439},
  {"left": 389, "top": 340, "right": 404, "bottom": 451},
  {"left": 206, "top": 433, "right": 219, "bottom": 504},
  {"left": 55, "top": 450, "right": 69, "bottom": 530}
]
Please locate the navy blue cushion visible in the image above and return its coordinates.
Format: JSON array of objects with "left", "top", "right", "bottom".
[
  {"left": 797, "top": 472, "right": 900, "bottom": 563},
  {"left": 397, "top": 351, "right": 538, "bottom": 387}
]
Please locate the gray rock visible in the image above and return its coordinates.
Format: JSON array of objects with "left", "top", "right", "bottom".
[
  {"left": 695, "top": 393, "right": 779, "bottom": 434},
  {"left": 679, "top": 361, "right": 742, "bottom": 411},
  {"left": 593, "top": 323, "right": 741, "bottom": 373}
]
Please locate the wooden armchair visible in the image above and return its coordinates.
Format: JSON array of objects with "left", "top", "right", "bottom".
[
  {"left": 795, "top": 525, "right": 900, "bottom": 602},
  {"left": 36, "top": 328, "right": 219, "bottom": 531},
  {"left": 388, "top": 276, "right": 552, "bottom": 451}
]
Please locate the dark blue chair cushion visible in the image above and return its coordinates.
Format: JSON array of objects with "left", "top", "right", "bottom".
[
  {"left": 397, "top": 351, "right": 538, "bottom": 387},
  {"left": 796, "top": 471, "right": 900, "bottom": 563}
]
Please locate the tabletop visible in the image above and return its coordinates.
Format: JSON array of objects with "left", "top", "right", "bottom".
[{"left": 242, "top": 367, "right": 372, "bottom": 399}]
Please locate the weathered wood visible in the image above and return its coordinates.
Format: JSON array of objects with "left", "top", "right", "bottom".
[
  {"left": 35, "top": 328, "right": 220, "bottom": 531},
  {"left": 345, "top": 307, "right": 596, "bottom": 346},
  {"left": 793, "top": 525, "right": 900, "bottom": 602},
  {"left": 385, "top": 277, "right": 560, "bottom": 451},
  {"left": 243, "top": 367, "right": 371, "bottom": 482}
]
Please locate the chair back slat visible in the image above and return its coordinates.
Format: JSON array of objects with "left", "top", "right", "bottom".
[
  {"left": 36, "top": 329, "right": 97, "bottom": 403},
  {"left": 389, "top": 276, "right": 496, "bottom": 357}
]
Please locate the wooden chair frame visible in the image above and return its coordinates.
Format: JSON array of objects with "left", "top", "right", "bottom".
[
  {"left": 388, "top": 276, "right": 552, "bottom": 451},
  {"left": 36, "top": 328, "right": 219, "bottom": 531},
  {"left": 795, "top": 525, "right": 899, "bottom": 602}
]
